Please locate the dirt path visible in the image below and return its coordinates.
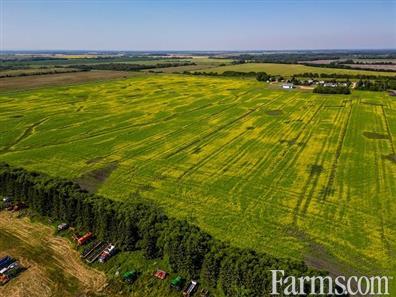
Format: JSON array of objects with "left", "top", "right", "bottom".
[{"left": 0, "top": 212, "right": 107, "bottom": 297}]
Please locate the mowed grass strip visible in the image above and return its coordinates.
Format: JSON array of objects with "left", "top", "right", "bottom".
[{"left": 0, "top": 74, "right": 395, "bottom": 287}]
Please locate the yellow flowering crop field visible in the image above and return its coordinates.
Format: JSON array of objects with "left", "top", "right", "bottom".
[{"left": 0, "top": 74, "right": 395, "bottom": 284}]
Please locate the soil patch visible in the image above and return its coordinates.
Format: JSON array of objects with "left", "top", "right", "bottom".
[
  {"left": 362, "top": 131, "right": 389, "bottom": 140},
  {"left": 309, "top": 164, "right": 324, "bottom": 175},
  {"left": 384, "top": 154, "right": 396, "bottom": 164},
  {"left": 76, "top": 161, "right": 118, "bottom": 193},
  {"left": 266, "top": 109, "right": 283, "bottom": 116}
]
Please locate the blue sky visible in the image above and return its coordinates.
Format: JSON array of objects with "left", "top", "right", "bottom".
[{"left": 1, "top": 0, "right": 396, "bottom": 50}]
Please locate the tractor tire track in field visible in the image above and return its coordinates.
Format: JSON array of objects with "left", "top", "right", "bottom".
[
  {"left": 164, "top": 103, "right": 266, "bottom": 159},
  {"left": 0, "top": 117, "right": 48, "bottom": 154},
  {"left": 250, "top": 100, "right": 325, "bottom": 189},
  {"left": 160, "top": 93, "right": 287, "bottom": 163},
  {"left": 381, "top": 105, "right": 396, "bottom": 155},
  {"left": 293, "top": 103, "right": 346, "bottom": 223},
  {"left": 111, "top": 102, "right": 241, "bottom": 161},
  {"left": 225, "top": 98, "right": 324, "bottom": 211},
  {"left": 3, "top": 101, "right": 222, "bottom": 155},
  {"left": 321, "top": 101, "right": 353, "bottom": 200},
  {"left": 377, "top": 106, "right": 395, "bottom": 262},
  {"left": 177, "top": 129, "right": 250, "bottom": 180},
  {"left": 249, "top": 106, "right": 323, "bottom": 212}
]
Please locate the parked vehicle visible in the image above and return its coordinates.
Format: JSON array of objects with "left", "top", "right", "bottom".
[
  {"left": 3, "top": 262, "right": 21, "bottom": 277},
  {"left": 0, "top": 256, "right": 14, "bottom": 270},
  {"left": 0, "top": 262, "right": 19, "bottom": 275},
  {"left": 123, "top": 270, "right": 137, "bottom": 284},
  {"left": 183, "top": 280, "right": 198, "bottom": 297},
  {"left": 98, "top": 244, "right": 116, "bottom": 263},
  {"left": 57, "top": 223, "right": 69, "bottom": 232},
  {"left": 170, "top": 276, "right": 184, "bottom": 290}
]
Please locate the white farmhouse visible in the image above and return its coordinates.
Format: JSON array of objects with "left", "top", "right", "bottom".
[{"left": 282, "top": 83, "right": 294, "bottom": 89}]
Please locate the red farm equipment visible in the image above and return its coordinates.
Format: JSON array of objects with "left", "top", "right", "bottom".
[
  {"left": 12, "top": 202, "right": 26, "bottom": 212},
  {"left": 154, "top": 269, "right": 167, "bottom": 280},
  {"left": 0, "top": 274, "right": 9, "bottom": 285},
  {"left": 76, "top": 232, "right": 93, "bottom": 246}
]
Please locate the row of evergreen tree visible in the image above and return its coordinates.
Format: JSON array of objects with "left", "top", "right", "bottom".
[
  {"left": 0, "top": 69, "right": 89, "bottom": 78},
  {"left": 313, "top": 85, "right": 351, "bottom": 94},
  {"left": 0, "top": 162, "right": 325, "bottom": 296},
  {"left": 70, "top": 62, "right": 195, "bottom": 72},
  {"left": 296, "top": 72, "right": 396, "bottom": 80},
  {"left": 302, "top": 62, "right": 396, "bottom": 73},
  {"left": 355, "top": 79, "right": 396, "bottom": 91}
]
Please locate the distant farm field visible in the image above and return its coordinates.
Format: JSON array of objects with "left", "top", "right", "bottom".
[
  {"left": 0, "top": 74, "right": 395, "bottom": 287},
  {"left": 199, "top": 63, "right": 396, "bottom": 76},
  {"left": 0, "top": 70, "right": 143, "bottom": 91}
]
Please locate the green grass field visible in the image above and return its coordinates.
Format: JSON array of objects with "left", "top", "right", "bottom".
[
  {"left": 199, "top": 63, "right": 396, "bottom": 77},
  {"left": 0, "top": 74, "right": 395, "bottom": 287}
]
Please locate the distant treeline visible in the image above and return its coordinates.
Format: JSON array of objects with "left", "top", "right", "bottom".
[
  {"left": 231, "top": 51, "right": 396, "bottom": 64},
  {"left": 355, "top": 79, "right": 396, "bottom": 91},
  {"left": 0, "top": 56, "right": 190, "bottom": 68},
  {"left": 186, "top": 71, "right": 283, "bottom": 82},
  {"left": 188, "top": 70, "right": 396, "bottom": 81},
  {"left": 301, "top": 62, "right": 396, "bottom": 73},
  {"left": 0, "top": 69, "right": 90, "bottom": 79},
  {"left": 0, "top": 163, "right": 325, "bottom": 296},
  {"left": 313, "top": 85, "right": 351, "bottom": 94},
  {"left": 233, "top": 54, "right": 339, "bottom": 64},
  {"left": 295, "top": 72, "right": 396, "bottom": 80},
  {"left": 0, "top": 65, "right": 34, "bottom": 71},
  {"left": 70, "top": 62, "right": 195, "bottom": 72},
  {"left": 0, "top": 56, "right": 69, "bottom": 62},
  {"left": 332, "top": 59, "right": 395, "bottom": 65},
  {"left": 188, "top": 70, "right": 257, "bottom": 77}
]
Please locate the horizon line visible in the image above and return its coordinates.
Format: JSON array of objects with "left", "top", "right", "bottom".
[{"left": 2, "top": 48, "right": 396, "bottom": 53}]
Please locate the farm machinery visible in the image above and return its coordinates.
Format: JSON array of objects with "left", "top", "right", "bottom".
[
  {"left": 153, "top": 269, "right": 167, "bottom": 280},
  {"left": 5, "top": 202, "right": 26, "bottom": 212},
  {"left": 57, "top": 223, "right": 69, "bottom": 232},
  {"left": 0, "top": 255, "right": 23, "bottom": 285},
  {"left": 98, "top": 244, "right": 116, "bottom": 263},
  {"left": 170, "top": 275, "right": 185, "bottom": 290},
  {"left": 73, "top": 232, "right": 93, "bottom": 246},
  {"left": 183, "top": 280, "right": 198, "bottom": 297},
  {"left": 123, "top": 270, "right": 138, "bottom": 284}
]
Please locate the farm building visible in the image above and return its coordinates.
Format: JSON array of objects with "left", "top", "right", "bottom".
[
  {"left": 323, "top": 82, "right": 338, "bottom": 87},
  {"left": 282, "top": 83, "right": 294, "bottom": 89}
]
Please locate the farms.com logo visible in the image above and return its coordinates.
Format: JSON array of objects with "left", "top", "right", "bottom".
[{"left": 270, "top": 270, "right": 393, "bottom": 296}]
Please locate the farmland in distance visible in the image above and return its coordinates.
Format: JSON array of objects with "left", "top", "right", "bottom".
[
  {"left": 199, "top": 62, "right": 396, "bottom": 77},
  {"left": 0, "top": 74, "right": 395, "bottom": 286}
]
